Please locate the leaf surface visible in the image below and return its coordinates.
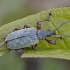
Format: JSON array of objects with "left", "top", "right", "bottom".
[{"left": 0, "top": 7, "right": 70, "bottom": 59}]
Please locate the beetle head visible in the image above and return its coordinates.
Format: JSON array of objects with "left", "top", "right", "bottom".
[{"left": 46, "top": 30, "right": 56, "bottom": 37}]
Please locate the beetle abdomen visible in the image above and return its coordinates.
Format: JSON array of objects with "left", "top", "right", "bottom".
[
  {"left": 5, "top": 27, "right": 39, "bottom": 49},
  {"left": 7, "top": 35, "right": 38, "bottom": 49}
]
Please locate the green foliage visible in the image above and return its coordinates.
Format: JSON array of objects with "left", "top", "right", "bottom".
[{"left": 0, "top": 7, "right": 70, "bottom": 59}]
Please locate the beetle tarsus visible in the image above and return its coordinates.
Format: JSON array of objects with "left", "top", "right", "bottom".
[
  {"left": 7, "top": 49, "right": 11, "bottom": 53},
  {"left": 23, "top": 25, "right": 31, "bottom": 29},
  {"left": 32, "top": 44, "right": 38, "bottom": 50},
  {"left": 1, "top": 37, "right": 6, "bottom": 40},
  {"left": 13, "top": 28, "right": 20, "bottom": 32}
]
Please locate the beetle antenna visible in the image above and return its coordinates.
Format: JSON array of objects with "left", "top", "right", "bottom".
[
  {"left": 55, "top": 20, "right": 70, "bottom": 30},
  {"left": 0, "top": 42, "right": 5, "bottom": 48}
]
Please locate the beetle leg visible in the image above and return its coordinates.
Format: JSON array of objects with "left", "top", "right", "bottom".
[
  {"left": 36, "top": 12, "right": 52, "bottom": 30},
  {"left": 13, "top": 28, "right": 20, "bottom": 32},
  {"left": 46, "top": 35, "right": 63, "bottom": 45},
  {"left": 15, "top": 48, "right": 25, "bottom": 52},
  {"left": 45, "top": 39, "right": 56, "bottom": 45},
  {"left": 23, "top": 25, "right": 31, "bottom": 29},
  {"left": 45, "top": 35, "right": 66, "bottom": 45},
  {"left": 32, "top": 44, "right": 38, "bottom": 50},
  {"left": 7, "top": 49, "right": 12, "bottom": 53}
]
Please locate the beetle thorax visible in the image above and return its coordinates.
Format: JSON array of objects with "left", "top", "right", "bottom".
[{"left": 37, "top": 30, "right": 47, "bottom": 40}]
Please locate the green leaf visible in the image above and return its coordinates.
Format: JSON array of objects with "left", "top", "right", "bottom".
[{"left": 0, "top": 7, "right": 70, "bottom": 59}]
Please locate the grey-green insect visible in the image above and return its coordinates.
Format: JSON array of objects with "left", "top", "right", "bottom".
[{"left": 0, "top": 12, "right": 70, "bottom": 53}]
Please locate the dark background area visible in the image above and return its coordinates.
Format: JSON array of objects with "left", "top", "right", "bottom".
[{"left": 0, "top": 0, "right": 70, "bottom": 70}]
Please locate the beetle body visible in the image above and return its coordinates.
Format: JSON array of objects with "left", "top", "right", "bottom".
[{"left": 5, "top": 27, "right": 56, "bottom": 49}]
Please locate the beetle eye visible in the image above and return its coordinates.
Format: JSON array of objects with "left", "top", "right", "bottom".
[{"left": 47, "top": 29, "right": 50, "bottom": 31}]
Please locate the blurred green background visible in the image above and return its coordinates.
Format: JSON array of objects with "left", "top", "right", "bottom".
[{"left": 0, "top": 0, "right": 70, "bottom": 70}]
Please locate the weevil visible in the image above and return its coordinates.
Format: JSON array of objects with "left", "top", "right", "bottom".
[{"left": 0, "top": 12, "right": 70, "bottom": 53}]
